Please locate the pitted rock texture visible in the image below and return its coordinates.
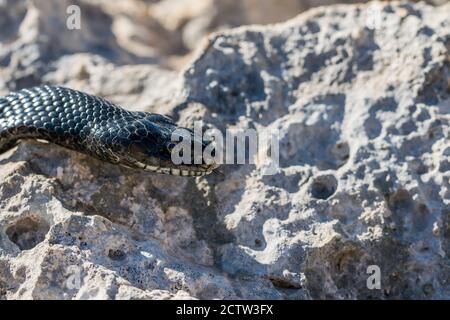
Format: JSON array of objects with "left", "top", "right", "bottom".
[
  {"left": 0, "top": 0, "right": 444, "bottom": 87},
  {"left": 0, "top": 1, "right": 449, "bottom": 299}
]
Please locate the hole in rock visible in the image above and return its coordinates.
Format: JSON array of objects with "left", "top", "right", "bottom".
[
  {"left": 310, "top": 175, "right": 338, "bottom": 200},
  {"left": 6, "top": 216, "right": 50, "bottom": 250},
  {"left": 331, "top": 141, "right": 350, "bottom": 163},
  {"left": 387, "top": 189, "right": 413, "bottom": 212},
  {"left": 108, "top": 249, "right": 126, "bottom": 261}
]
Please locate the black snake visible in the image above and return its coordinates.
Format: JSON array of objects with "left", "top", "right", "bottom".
[{"left": 0, "top": 85, "right": 217, "bottom": 176}]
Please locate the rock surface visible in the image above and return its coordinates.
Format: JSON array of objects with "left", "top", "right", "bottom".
[
  {"left": 1, "top": 0, "right": 442, "bottom": 78},
  {"left": 0, "top": 1, "right": 449, "bottom": 299}
]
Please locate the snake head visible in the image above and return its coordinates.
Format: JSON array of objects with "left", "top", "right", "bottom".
[{"left": 115, "top": 114, "right": 219, "bottom": 176}]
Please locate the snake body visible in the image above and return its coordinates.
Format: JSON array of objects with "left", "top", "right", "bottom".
[{"left": 0, "top": 85, "right": 215, "bottom": 176}]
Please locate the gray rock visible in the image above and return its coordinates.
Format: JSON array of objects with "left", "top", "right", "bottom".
[
  {"left": 0, "top": 1, "right": 449, "bottom": 299},
  {"left": 0, "top": 0, "right": 156, "bottom": 93}
]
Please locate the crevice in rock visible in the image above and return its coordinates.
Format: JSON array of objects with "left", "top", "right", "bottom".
[
  {"left": 268, "top": 276, "right": 302, "bottom": 290},
  {"left": 6, "top": 216, "right": 50, "bottom": 250}
]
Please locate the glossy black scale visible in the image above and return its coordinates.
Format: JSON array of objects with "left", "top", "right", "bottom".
[
  {"left": 0, "top": 85, "right": 214, "bottom": 176},
  {"left": 0, "top": 86, "right": 148, "bottom": 159}
]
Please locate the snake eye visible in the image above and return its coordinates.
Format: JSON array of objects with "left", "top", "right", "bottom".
[{"left": 166, "top": 142, "right": 177, "bottom": 152}]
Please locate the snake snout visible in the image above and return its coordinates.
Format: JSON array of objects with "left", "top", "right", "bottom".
[{"left": 165, "top": 129, "right": 218, "bottom": 170}]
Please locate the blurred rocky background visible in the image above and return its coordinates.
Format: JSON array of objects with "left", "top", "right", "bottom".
[{"left": 0, "top": 0, "right": 449, "bottom": 299}]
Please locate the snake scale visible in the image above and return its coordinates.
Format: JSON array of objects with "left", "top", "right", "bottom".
[{"left": 0, "top": 85, "right": 217, "bottom": 176}]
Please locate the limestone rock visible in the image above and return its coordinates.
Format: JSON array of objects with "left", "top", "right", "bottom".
[{"left": 0, "top": 1, "right": 449, "bottom": 299}]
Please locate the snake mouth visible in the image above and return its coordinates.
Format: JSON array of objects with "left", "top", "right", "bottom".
[{"left": 133, "top": 161, "right": 215, "bottom": 176}]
